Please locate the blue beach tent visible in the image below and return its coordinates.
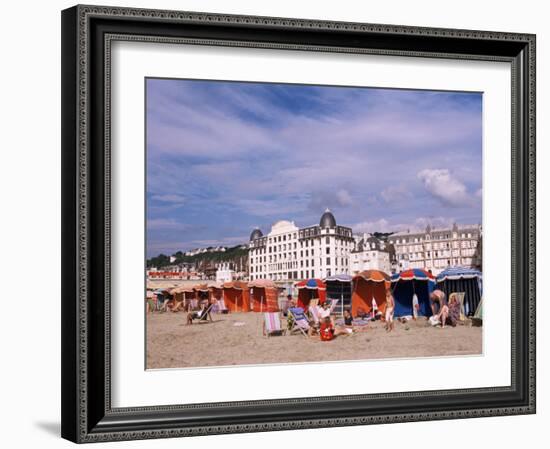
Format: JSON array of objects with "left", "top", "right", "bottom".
[
  {"left": 390, "top": 269, "right": 436, "bottom": 318},
  {"left": 436, "top": 266, "right": 482, "bottom": 316}
]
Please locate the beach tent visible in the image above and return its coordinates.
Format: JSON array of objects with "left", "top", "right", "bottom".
[
  {"left": 171, "top": 285, "right": 195, "bottom": 309},
  {"left": 193, "top": 284, "right": 210, "bottom": 302},
  {"left": 222, "top": 281, "right": 250, "bottom": 312},
  {"left": 391, "top": 269, "right": 435, "bottom": 318},
  {"left": 208, "top": 282, "right": 224, "bottom": 302},
  {"left": 295, "top": 278, "right": 326, "bottom": 310},
  {"left": 249, "top": 279, "right": 279, "bottom": 312},
  {"left": 436, "top": 266, "right": 482, "bottom": 316},
  {"left": 351, "top": 270, "right": 391, "bottom": 317},
  {"left": 325, "top": 274, "right": 352, "bottom": 316}
]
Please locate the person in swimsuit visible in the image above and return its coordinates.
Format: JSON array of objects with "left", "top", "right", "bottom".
[{"left": 385, "top": 289, "right": 395, "bottom": 332}]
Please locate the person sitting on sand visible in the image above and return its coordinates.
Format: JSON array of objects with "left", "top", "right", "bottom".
[
  {"left": 385, "top": 289, "right": 395, "bottom": 332},
  {"left": 334, "top": 309, "right": 354, "bottom": 336},
  {"left": 186, "top": 301, "right": 210, "bottom": 325},
  {"left": 319, "top": 317, "right": 335, "bottom": 341},
  {"left": 436, "top": 293, "right": 461, "bottom": 328}
]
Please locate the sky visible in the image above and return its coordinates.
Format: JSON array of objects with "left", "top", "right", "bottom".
[{"left": 146, "top": 78, "right": 482, "bottom": 258}]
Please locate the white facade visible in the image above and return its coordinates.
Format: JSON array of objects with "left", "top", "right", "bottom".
[
  {"left": 248, "top": 210, "right": 354, "bottom": 281},
  {"left": 388, "top": 223, "right": 482, "bottom": 275},
  {"left": 350, "top": 233, "right": 392, "bottom": 274},
  {"left": 350, "top": 249, "right": 391, "bottom": 274},
  {"left": 215, "top": 262, "right": 234, "bottom": 283}
]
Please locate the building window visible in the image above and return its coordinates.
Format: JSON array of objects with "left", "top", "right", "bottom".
[{"left": 326, "top": 257, "right": 331, "bottom": 265}]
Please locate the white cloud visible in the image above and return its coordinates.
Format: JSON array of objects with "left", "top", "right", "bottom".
[
  {"left": 417, "top": 168, "right": 471, "bottom": 207},
  {"left": 353, "top": 216, "right": 457, "bottom": 234},
  {"left": 151, "top": 194, "right": 186, "bottom": 204}
]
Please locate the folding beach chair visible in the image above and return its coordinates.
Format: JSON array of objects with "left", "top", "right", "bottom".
[
  {"left": 328, "top": 298, "right": 339, "bottom": 314},
  {"left": 308, "top": 304, "right": 322, "bottom": 334},
  {"left": 263, "top": 312, "right": 286, "bottom": 337},
  {"left": 189, "top": 302, "right": 214, "bottom": 324},
  {"left": 451, "top": 292, "right": 466, "bottom": 321},
  {"left": 287, "top": 307, "right": 311, "bottom": 337}
]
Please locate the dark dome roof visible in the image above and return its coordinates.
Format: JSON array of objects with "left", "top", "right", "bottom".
[
  {"left": 319, "top": 209, "right": 337, "bottom": 228},
  {"left": 249, "top": 228, "right": 263, "bottom": 241}
]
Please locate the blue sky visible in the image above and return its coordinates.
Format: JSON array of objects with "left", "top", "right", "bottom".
[{"left": 146, "top": 78, "right": 482, "bottom": 257}]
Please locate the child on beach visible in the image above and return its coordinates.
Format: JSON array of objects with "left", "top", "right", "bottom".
[
  {"left": 385, "top": 289, "right": 395, "bottom": 332},
  {"left": 320, "top": 317, "right": 335, "bottom": 341}
]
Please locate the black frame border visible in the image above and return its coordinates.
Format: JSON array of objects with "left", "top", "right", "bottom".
[{"left": 61, "top": 4, "right": 536, "bottom": 443}]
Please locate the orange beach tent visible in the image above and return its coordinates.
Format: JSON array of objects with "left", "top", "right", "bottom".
[
  {"left": 351, "top": 270, "right": 391, "bottom": 317},
  {"left": 193, "top": 284, "right": 210, "bottom": 302},
  {"left": 208, "top": 282, "right": 223, "bottom": 302},
  {"left": 249, "top": 279, "right": 279, "bottom": 312},
  {"left": 222, "top": 281, "right": 250, "bottom": 312}
]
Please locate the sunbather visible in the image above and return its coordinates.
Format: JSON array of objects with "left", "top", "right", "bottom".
[
  {"left": 430, "top": 289, "right": 446, "bottom": 316},
  {"left": 186, "top": 301, "right": 211, "bottom": 325},
  {"left": 437, "top": 294, "right": 460, "bottom": 328},
  {"left": 334, "top": 310, "right": 354, "bottom": 336},
  {"left": 385, "top": 289, "right": 395, "bottom": 332}
]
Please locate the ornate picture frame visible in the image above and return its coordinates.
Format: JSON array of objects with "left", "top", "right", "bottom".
[{"left": 61, "top": 4, "right": 536, "bottom": 443}]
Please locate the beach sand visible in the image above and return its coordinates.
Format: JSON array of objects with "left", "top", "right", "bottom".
[{"left": 146, "top": 311, "right": 482, "bottom": 369}]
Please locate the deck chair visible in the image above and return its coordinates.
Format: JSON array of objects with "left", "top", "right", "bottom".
[
  {"left": 263, "top": 312, "right": 286, "bottom": 337},
  {"left": 287, "top": 307, "right": 311, "bottom": 337},
  {"left": 450, "top": 292, "right": 466, "bottom": 321},
  {"left": 189, "top": 302, "right": 214, "bottom": 324},
  {"left": 308, "top": 305, "right": 322, "bottom": 334},
  {"left": 328, "top": 299, "right": 339, "bottom": 314}
]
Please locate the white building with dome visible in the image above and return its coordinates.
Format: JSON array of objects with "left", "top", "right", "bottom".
[{"left": 248, "top": 209, "right": 355, "bottom": 281}]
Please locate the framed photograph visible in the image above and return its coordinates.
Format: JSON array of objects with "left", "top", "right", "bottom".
[{"left": 61, "top": 4, "right": 536, "bottom": 443}]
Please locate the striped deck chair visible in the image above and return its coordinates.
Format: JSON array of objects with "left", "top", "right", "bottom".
[
  {"left": 287, "top": 307, "right": 311, "bottom": 337},
  {"left": 263, "top": 312, "right": 285, "bottom": 337}
]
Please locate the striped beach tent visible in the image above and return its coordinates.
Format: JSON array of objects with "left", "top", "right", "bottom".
[
  {"left": 249, "top": 279, "right": 279, "bottom": 312},
  {"left": 391, "top": 269, "right": 435, "bottom": 317},
  {"left": 436, "top": 266, "right": 482, "bottom": 316},
  {"left": 295, "top": 278, "right": 326, "bottom": 310},
  {"left": 352, "top": 270, "right": 391, "bottom": 317},
  {"left": 325, "top": 274, "right": 353, "bottom": 316}
]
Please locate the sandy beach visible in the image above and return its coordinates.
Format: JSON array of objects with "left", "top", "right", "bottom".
[{"left": 146, "top": 311, "right": 482, "bottom": 369}]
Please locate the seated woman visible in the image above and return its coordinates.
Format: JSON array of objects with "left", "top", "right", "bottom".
[{"left": 433, "top": 294, "right": 460, "bottom": 328}]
